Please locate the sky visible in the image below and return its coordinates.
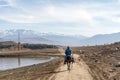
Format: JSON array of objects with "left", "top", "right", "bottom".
[{"left": 0, "top": 0, "right": 120, "bottom": 36}]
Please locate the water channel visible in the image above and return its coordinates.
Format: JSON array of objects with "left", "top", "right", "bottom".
[{"left": 0, "top": 57, "right": 54, "bottom": 70}]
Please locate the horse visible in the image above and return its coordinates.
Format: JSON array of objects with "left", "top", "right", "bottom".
[{"left": 66, "top": 55, "right": 74, "bottom": 71}]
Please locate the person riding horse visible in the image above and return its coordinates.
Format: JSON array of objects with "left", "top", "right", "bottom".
[{"left": 64, "top": 46, "right": 74, "bottom": 64}]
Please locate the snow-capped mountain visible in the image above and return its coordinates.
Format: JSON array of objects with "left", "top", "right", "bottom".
[
  {"left": 0, "top": 29, "right": 87, "bottom": 45},
  {"left": 0, "top": 29, "right": 56, "bottom": 44},
  {"left": 1, "top": 29, "right": 120, "bottom": 46}
]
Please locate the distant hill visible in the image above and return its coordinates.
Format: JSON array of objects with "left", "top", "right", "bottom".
[
  {"left": 0, "top": 38, "right": 4, "bottom": 42},
  {"left": 41, "top": 34, "right": 87, "bottom": 46},
  {"left": 0, "top": 41, "right": 16, "bottom": 49},
  {"left": 0, "top": 41, "right": 16, "bottom": 45},
  {"left": 80, "top": 32, "right": 120, "bottom": 46}
]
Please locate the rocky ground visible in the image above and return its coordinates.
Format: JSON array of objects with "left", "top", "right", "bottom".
[{"left": 72, "top": 42, "right": 120, "bottom": 80}]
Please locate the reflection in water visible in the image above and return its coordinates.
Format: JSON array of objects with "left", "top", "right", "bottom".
[
  {"left": 18, "top": 56, "right": 21, "bottom": 66},
  {"left": 0, "top": 57, "right": 53, "bottom": 70}
]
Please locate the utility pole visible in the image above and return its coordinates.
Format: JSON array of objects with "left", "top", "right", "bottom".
[
  {"left": 18, "top": 31, "right": 21, "bottom": 51},
  {"left": 18, "top": 31, "right": 21, "bottom": 66}
]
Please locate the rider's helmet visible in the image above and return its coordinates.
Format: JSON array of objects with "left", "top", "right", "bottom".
[{"left": 67, "top": 46, "right": 70, "bottom": 49}]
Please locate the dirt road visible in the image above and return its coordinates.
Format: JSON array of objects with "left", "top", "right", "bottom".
[{"left": 48, "top": 48, "right": 93, "bottom": 80}]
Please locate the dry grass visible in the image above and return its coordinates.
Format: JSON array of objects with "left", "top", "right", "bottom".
[{"left": 0, "top": 48, "right": 61, "bottom": 57}]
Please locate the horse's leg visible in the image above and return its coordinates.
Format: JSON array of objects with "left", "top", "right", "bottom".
[
  {"left": 68, "top": 61, "right": 71, "bottom": 71},
  {"left": 67, "top": 61, "right": 70, "bottom": 70},
  {"left": 67, "top": 61, "right": 69, "bottom": 70}
]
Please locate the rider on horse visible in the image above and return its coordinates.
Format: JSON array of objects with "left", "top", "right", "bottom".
[{"left": 64, "top": 46, "right": 74, "bottom": 64}]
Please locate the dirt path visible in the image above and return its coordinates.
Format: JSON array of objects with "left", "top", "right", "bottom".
[{"left": 48, "top": 48, "right": 93, "bottom": 80}]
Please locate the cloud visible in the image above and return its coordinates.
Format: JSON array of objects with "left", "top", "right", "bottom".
[
  {"left": 45, "top": 5, "right": 93, "bottom": 22},
  {"left": 0, "top": 1, "right": 94, "bottom": 24},
  {"left": 0, "top": 0, "right": 116, "bottom": 24},
  {"left": 0, "top": 0, "right": 8, "bottom": 7},
  {"left": 0, "top": 0, "right": 16, "bottom": 7},
  {"left": 0, "top": 0, "right": 120, "bottom": 36}
]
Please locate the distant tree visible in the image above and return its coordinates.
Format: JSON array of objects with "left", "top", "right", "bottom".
[{"left": 22, "top": 44, "right": 57, "bottom": 49}]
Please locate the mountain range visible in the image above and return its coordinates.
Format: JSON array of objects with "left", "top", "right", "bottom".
[
  {"left": 79, "top": 32, "right": 120, "bottom": 46},
  {"left": 0, "top": 29, "right": 120, "bottom": 46}
]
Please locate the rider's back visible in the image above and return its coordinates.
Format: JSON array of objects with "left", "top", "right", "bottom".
[{"left": 65, "top": 48, "right": 72, "bottom": 56}]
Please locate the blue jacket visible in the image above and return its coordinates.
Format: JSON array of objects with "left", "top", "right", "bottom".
[{"left": 65, "top": 48, "right": 72, "bottom": 56}]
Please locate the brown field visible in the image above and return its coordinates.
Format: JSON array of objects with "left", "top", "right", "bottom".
[{"left": 72, "top": 42, "right": 120, "bottom": 80}]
